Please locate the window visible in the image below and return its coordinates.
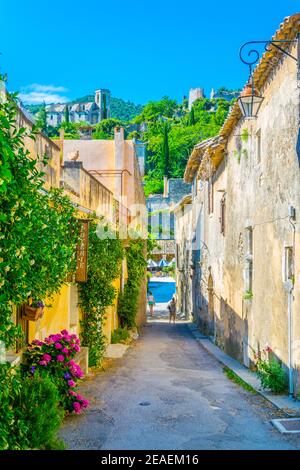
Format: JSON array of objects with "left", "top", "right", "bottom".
[
  {"left": 245, "top": 226, "right": 253, "bottom": 255},
  {"left": 208, "top": 177, "right": 214, "bottom": 214},
  {"left": 256, "top": 129, "right": 261, "bottom": 163},
  {"left": 284, "top": 246, "right": 294, "bottom": 283},
  {"left": 50, "top": 114, "right": 53, "bottom": 120},
  {"left": 220, "top": 195, "right": 226, "bottom": 235}
]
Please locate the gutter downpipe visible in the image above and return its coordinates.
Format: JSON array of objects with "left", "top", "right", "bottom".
[{"left": 288, "top": 214, "right": 296, "bottom": 397}]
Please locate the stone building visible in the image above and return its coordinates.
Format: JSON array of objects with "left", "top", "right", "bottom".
[
  {"left": 46, "top": 89, "right": 111, "bottom": 127},
  {"left": 63, "top": 127, "right": 147, "bottom": 327},
  {"left": 210, "top": 88, "right": 240, "bottom": 101},
  {"left": 147, "top": 178, "right": 191, "bottom": 261},
  {"left": 9, "top": 107, "right": 146, "bottom": 370},
  {"left": 188, "top": 87, "right": 204, "bottom": 110},
  {"left": 177, "top": 14, "right": 300, "bottom": 396}
]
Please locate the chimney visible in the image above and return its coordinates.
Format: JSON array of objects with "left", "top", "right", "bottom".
[
  {"left": 163, "top": 176, "right": 169, "bottom": 198},
  {"left": 114, "top": 126, "right": 124, "bottom": 142}
]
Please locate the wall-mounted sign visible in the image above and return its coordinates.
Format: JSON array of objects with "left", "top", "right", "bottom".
[{"left": 75, "top": 219, "right": 89, "bottom": 282}]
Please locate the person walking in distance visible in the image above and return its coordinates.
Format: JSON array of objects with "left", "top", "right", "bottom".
[
  {"left": 168, "top": 295, "right": 177, "bottom": 324},
  {"left": 147, "top": 291, "right": 155, "bottom": 316}
]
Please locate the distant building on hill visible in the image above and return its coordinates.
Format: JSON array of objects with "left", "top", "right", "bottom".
[
  {"left": 210, "top": 88, "right": 240, "bottom": 101},
  {"left": 46, "top": 89, "right": 111, "bottom": 127},
  {"left": 188, "top": 88, "right": 205, "bottom": 110}
]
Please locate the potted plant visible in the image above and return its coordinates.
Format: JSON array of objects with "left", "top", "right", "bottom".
[{"left": 24, "top": 301, "right": 45, "bottom": 321}]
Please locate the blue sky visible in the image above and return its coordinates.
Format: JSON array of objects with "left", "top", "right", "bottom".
[{"left": 1, "top": 1, "right": 299, "bottom": 104}]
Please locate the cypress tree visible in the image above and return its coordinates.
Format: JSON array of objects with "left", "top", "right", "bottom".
[
  {"left": 188, "top": 106, "right": 195, "bottom": 126},
  {"left": 102, "top": 94, "right": 107, "bottom": 120},
  {"left": 36, "top": 101, "right": 47, "bottom": 134},
  {"left": 64, "top": 105, "right": 69, "bottom": 123},
  {"left": 162, "top": 122, "right": 170, "bottom": 178}
]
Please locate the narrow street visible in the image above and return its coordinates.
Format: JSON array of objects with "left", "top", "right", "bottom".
[{"left": 61, "top": 307, "right": 300, "bottom": 450}]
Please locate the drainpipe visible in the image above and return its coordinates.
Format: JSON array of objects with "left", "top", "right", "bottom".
[
  {"left": 288, "top": 213, "right": 296, "bottom": 397},
  {"left": 288, "top": 283, "right": 294, "bottom": 397}
]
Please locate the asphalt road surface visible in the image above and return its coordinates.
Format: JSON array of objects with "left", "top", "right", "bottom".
[{"left": 61, "top": 317, "right": 300, "bottom": 450}]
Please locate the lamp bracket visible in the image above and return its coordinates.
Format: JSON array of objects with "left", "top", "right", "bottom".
[{"left": 239, "top": 40, "right": 298, "bottom": 75}]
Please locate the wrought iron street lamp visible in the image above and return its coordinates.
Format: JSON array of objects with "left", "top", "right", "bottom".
[
  {"left": 237, "top": 80, "right": 264, "bottom": 119},
  {"left": 238, "top": 39, "right": 298, "bottom": 118}
]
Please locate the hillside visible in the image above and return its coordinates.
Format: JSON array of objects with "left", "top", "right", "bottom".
[{"left": 25, "top": 95, "right": 143, "bottom": 122}]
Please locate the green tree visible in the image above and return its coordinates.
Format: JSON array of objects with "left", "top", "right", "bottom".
[
  {"left": 93, "top": 118, "right": 123, "bottom": 139},
  {"left": 102, "top": 94, "right": 107, "bottom": 120},
  {"left": 188, "top": 106, "right": 195, "bottom": 126},
  {"left": 134, "top": 96, "right": 177, "bottom": 124},
  {"left": 35, "top": 101, "right": 47, "bottom": 133},
  {"left": 64, "top": 105, "right": 69, "bottom": 123},
  {"left": 162, "top": 122, "right": 170, "bottom": 178}
]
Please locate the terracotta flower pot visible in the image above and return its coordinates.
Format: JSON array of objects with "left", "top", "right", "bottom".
[{"left": 24, "top": 305, "right": 44, "bottom": 321}]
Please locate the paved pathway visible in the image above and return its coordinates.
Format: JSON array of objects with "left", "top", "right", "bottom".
[{"left": 61, "top": 307, "right": 300, "bottom": 450}]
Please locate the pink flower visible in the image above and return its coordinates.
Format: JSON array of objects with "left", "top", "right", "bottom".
[
  {"left": 74, "top": 344, "right": 80, "bottom": 352},
  {"left": 32, "top": 339, "right": 43, "bottom": 346},
  {"left": 42, "top": 353, "right": 52, "bottom": 362},
  {"left": 55, "top": 342, "right": 62, "bottom": 349},
  {"left": 62, "top": 347, "right": 69, "bottom": 354},
  {"left": 56, "top": 354, "right": 64, "bottom": 362},
  {"left": 68, "top": 380, "right": 76, "bottom": 387},
  {"left": 45, "top": 337, "right": 54, "bottom": 344},
  {"left": 77, "top": 394, "right": 83, "bottom": 401},
  {"left": 68, "top": 360, "right": 76, "bottom": 366},
  {"left": 73, "top": 401, "right": 81, "bottom": 414},
  {"left": 81, "top": 399, "right": 89, "bottom": 408},
  {"left": 61, "top": 329, "right": 69, "bottom": 335},
  {"left": 69, "top": 390, "right": 77, "bottom": 396},
  {"left": 39, "top": 360, "right": 47, "bottom": 366}
]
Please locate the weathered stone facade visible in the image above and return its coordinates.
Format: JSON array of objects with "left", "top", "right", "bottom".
[{"left": 177, "top": 14, "right": 300, "bottom": 395}]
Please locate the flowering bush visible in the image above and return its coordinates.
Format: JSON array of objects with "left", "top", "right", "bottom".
[{"left": 25, "top": 330, "right": 89, "bottom": 414}]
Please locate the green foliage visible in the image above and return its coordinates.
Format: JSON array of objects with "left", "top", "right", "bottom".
[
  {"left": 241, "top": 128, "right": 249, "bottom": 143},
  {"left": 111, "top": 327, "right": 130, "bottom": 344},
  {"left": 118, "top": 239, "right": 147, "bottom": 329},
  {"left": 24, "top": 330, "right": 88, "bottom": 414},
  {"left": 162, "top": 264, "right": 175, "bottom": 278},
  {"left": 78, "top": 220, "right": 124, "bottom": 366},
  {"left": 0, "top": 84, "right": 79, "bottom": 349},
  {"left": 244, "top": 290, "right": 253, "bottom": 300},
  {"left": 223, "top": 367, "right": 257, "bottom": 394},
  {"left": 134, "top": 96, "right": 177, "bottom": 123},
  {"left": 93, "top": 118, "right": 123, "bottom": 139},
  {"left": 16, "top": 374, "right": 64, "bottom": 449},
  {"left": 143, "top": 174, "right": 164, "bottom": 196},
  {"left": 60, "top": 121, "right": 81, "bottom": 139},
  {"left": 142, "top": 97, "right": 231, "bottom": 184},
  {"left": 162, "top": 122, "right": 170, "bottom": 177},
  {"left": 0, "top": 364, "right": 63, "bottom": 450},
  {"left": 0, "top": 364, "right": 26, "bottom": 449},
  {"left": 256, "top": 357, "right": 288, "bottom": 394},
  {"left": 64, "top": 105, "right": 70, "bottom": 124},
  {"left": 35, "top": 101, "right": 47, "bottom": 134},
  {"left": 188, "top": 106, "right": 195, "bottom": 126}
]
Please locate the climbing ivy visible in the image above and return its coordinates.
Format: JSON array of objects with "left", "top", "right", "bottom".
[
  {"left": 78, "top": 220, "right": 124, "bottom": 366},
  {"left": 118, "top": 239, "right": 147, "bottom": 329},
  {"left": 0, "top": 79, "right": 79, "bottom": 350}
]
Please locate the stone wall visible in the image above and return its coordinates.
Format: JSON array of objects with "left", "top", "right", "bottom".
[{"left": 186, "top": 41, "right": 300, "bottom": 393}]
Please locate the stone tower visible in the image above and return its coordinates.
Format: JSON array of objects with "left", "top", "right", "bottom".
[
  {"left": 188, "top": 87, "right": 204, "bottom": 110},
  {"left": 95, "top": 89, "right": 111, "bottom": 120}
]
